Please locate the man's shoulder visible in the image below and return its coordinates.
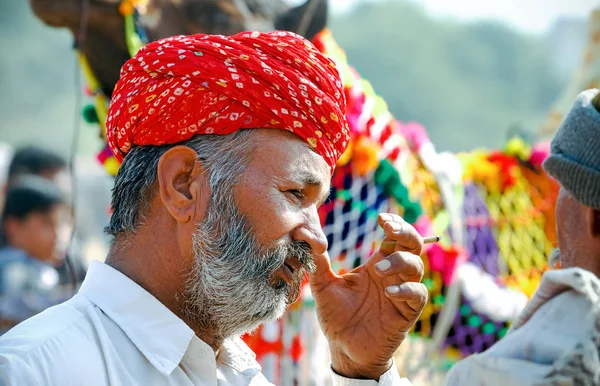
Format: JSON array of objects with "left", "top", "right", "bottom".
[
  {"left": 447, "top": 268, "right": 600, "bottom": 385},
  {"left": 0, "top": 294, "right": 97, "bottom": 360},
  {"left": 0, "top": 294, "right": 108, "bottom": 384},
  {"left": 520, "top": 267, "right": 600, "bottom": 325}
]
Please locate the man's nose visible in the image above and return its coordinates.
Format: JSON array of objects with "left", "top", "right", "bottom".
[{"left": 291, "top": 208, "right": 328, "bottom": 255}]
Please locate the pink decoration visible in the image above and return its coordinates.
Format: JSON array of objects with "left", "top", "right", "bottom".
[
  {"left": 529, "top": 140, "right": 551, "bottom": 167},
  {"left": 398, "top": 121, "right": 431, "bottom": 151},
  {"left": 427, "top": 243, "right": 466, "bottom": 285}
]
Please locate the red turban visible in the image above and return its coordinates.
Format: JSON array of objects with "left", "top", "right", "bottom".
[{"left": 106, "top": 30, "right": 349, "bottom": 172}]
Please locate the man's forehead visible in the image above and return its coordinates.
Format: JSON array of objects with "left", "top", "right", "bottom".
[
  {"left": 290, "top": 167, "right": 330, "bottom": 188},
  {"left": 270, "top": 152, "right": 330, "bottom": 186},
  {"left": 295, "top": 170, "right": 323, "bottom": 185},
  {"left": 251, "top": 129, "right": 330, "bottom": 179}
]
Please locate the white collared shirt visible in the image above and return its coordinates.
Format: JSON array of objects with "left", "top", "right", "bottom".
[{"left": 0, "top": 261, "right": 409, "bottom": 385}]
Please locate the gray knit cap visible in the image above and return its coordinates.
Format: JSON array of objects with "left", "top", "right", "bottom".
[{"left": 543, "top": 89, "right": 600, "bottom": 209}]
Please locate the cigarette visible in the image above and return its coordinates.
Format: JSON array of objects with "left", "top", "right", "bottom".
[
  {"left": 380, "top": 236, "right": 439, "bottom": 252},
  {"left": 423, "top": 236, "right": 440, "bottom": 244}
]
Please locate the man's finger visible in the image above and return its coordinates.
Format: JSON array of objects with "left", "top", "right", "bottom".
[
  {"left": 384, "top": 282, "right": 428, "bottom": 314},
  {"left": 374, "top": 251, "right": 424, "bottom": 282},
  {"left": 377, "top": 213, "right": 405, "bottom": 229},
  {"left": 377, "top": 213, "right": 423, "bottom": 255},
  {"left": 308, "top": 251, "right": 337, "bottom": 291}
]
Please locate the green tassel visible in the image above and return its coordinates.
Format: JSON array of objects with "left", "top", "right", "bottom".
[
  {"left": 374, "top": 159, "right": 422, "bottom": 223},
  {"left": 82, "top": 104, "right": 99, "bottom": 124}
]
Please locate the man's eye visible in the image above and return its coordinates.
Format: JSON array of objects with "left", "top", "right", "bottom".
[{"left": 287, "top": 189, "right": 305, "bottom": 200}]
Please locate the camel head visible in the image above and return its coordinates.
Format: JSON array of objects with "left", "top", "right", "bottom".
[{"left": 29, "top": 0, "right": 328, "bottom": 97}]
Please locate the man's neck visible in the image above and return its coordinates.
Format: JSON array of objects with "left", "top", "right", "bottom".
[{"left": 105, "top": 230, "right": 225, "bottom": 351}]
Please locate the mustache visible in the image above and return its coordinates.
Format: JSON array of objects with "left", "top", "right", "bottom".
[
  {"left": 286, "top": 241, "right": 316, "bottom": 274},
  {"left": 262, "top": 240, "right": 316, "bottom": 276}
]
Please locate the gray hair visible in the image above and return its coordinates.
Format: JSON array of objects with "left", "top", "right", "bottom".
[{"left": 105, "top": 130, "right": 258, "bottom": 237}]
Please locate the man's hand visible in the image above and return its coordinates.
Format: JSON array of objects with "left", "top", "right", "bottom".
[{"left": 309, "top": 213, "right": 428, "bottom": 380}]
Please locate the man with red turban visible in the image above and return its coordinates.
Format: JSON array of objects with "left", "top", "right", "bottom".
[{"left": 0, "top": 31, "right": 425, "bottom": 385}]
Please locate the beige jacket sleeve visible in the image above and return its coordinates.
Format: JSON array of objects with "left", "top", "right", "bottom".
[{"left": 445, "top": 267, "right": 600, "bottom": 386}]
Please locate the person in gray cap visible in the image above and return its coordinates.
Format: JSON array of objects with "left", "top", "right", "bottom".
[{"left": 445, "top": 89, "right": 600, "bottom": 385}]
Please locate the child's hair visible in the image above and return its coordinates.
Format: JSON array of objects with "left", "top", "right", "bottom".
[
  {"left": 7, "top": 146, "right": 67, "bottom": 182},
  {"left": 1, "top": 176, "right": 65, "bottom": 247}
]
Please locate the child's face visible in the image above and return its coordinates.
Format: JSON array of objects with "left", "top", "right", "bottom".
[{"left": 8, "top": 204, "right": 65, "bottom": 264}]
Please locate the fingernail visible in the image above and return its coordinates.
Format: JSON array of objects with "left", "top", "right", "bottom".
[
  {"left": 375, "top": 259, "right": 391, "bottom": 272},
  {"left": 386, "top": 285, "right": 400, "bottom": 294},
  {"left": 380, "top": 213, "right": 392, "bottom": 222}
]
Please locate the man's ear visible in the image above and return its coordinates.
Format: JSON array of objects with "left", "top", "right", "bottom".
[
  {"left": 589, "top": 207, "right": 600, "bottom": 239},
  {"left": 156, "top": 146, "right": 208, "bottom": 224}
]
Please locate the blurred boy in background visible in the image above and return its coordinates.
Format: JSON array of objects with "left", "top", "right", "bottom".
[
  {"left": 0, "top": 177, "right": 70, "bottom": 334},
  {"left": 3, "top": 146, "right": 87, "bottom": 288}
]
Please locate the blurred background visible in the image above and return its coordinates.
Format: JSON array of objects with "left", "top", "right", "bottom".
[{"left": 0, "top": 0, "right": 598, "bottom": 384}]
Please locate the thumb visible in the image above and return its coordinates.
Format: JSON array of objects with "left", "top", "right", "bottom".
[{"left": 309, "top": 250, "right": 337, "bottom": 290}]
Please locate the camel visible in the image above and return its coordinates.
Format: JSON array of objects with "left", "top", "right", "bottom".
[{"left": 28, "top": 0, "right": 325, "bottom": 98}]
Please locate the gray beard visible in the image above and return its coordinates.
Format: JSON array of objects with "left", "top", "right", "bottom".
[
  {"left": 181, "top": 188, "right": 315, "bottom": 341},
  {"left": 549, "top": 248, "right": 561, "bottom": 269}
]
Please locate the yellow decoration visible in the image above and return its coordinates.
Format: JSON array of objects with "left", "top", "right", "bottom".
[
  {"left": 486, "top": 174, "right": 552, "bottom": 295},
  {"left": 337, "top": 140, "right": 354, "bottom": 167},
  {"left": 411, "top": 163, "right": 444, "bottom": 216},
  {"left": 104, "top": 157, "right": 121, "bottom": 176},
  {"left": 505, "top": 270, "right": 542, "bottom": 299},
  {"left": 77, "top": 52, "right": 109, "bottom": 137},
  {"left": 504, "top": 137, "right": 532, "bottom": 161}
]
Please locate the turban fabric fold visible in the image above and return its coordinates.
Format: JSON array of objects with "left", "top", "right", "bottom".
[{"left": 106, "top": 30, "right": 349, "bottom": 172}]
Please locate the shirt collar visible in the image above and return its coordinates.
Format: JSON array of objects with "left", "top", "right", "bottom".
[
  {"left": 219, "top": 337, "right": 262, "bottom": 376},
  {"left": 79, "top": 261, "right": 195, "bottom": 375}
]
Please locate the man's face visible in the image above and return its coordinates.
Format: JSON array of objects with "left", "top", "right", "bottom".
[
  {"left": 555, "top": 187, "right": 585, "bottom": 268},
  {"left": 182, "top": 130, "right": 331, "bottom": 339}
]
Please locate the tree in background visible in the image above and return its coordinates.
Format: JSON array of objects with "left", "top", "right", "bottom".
[{"left": 330, "top": 1, "right": 567, "bottom": 151}]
